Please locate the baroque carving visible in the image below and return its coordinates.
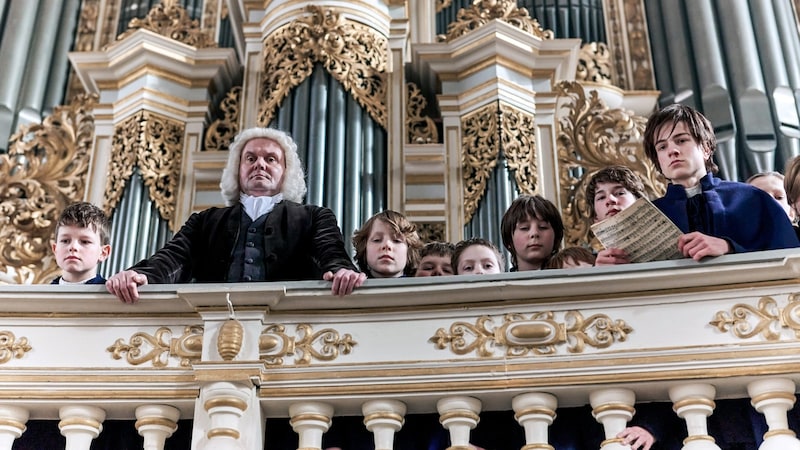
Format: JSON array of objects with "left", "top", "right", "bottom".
[
  {"left": 429, "top": 311, "right": 632, "bottom": 357},
  {"left": 104, "top": 111, "right": 184, "bottom": 230},
  {"left": 623, "top": 0, "right": 655, "bottom": 90},
  {"left": 555, "top": 81, "right": 665, "bottom": 247},
  {"left": 107, "top": 325, "right": 203, "bottom": 368},
  {"left": 500, "top": 103, "right": 537, "bottom": 196},
  {"left": 0, "top": 331, "right": 32, "bottom": 364},
  {"left": 0, "top": 94, "right": 96, "bottom": 284},
  {"left": 441, "top": 0, "right": 553, "bottom": 42},
  {"left": 259, "top": 324, "right": 356, "bottom": 365},
  {"left": 709, "top": 294, "right": 800, "bottom": 341},
  {"left": 258, "top": 5, "right": 388, "bottom": 129},
  {"left": 116, "top": 0, "right": 217, "bottom": 48},
  {"left": 576, "top": 42, "right": 613, "bottom": 85},
  {"left": 436, "top": 0, "right": 454, "bottom": 13},
  {"left": 416, "top": 222, "right": 447, "bottom": 244},
  {"left": 407, "top": 82, "right": 439, "bottom": 144},
  {"left": 205, "top": 86, "right": 242, "bottom": 151}
]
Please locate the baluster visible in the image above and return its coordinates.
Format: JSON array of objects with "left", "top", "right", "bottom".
[
  {"left": 362, "top": 399, "right": 406, "bottom": 450},
  {"left": 589, "top": 388, "right": 635, "bottom": 450},
  {"left": 0, "top": 405, "right": 28, "bottom": 450},
  {"left": 202, "top": 382, "right": 250, "bottom": 449},
  {"left": 135, "top": 404, "right": 180, "bottom": 450},
  {"left": 289, "top": 401, "right": 334, "bottom": 450},
  {"left": 512, "top": 392, "right": 557, "bottom": 450},
  {"left": 747, "top": 377, "right": 800, "bottom": 450},
  {"left": 437, "top": 396, "right": 481, "bottom": 450},
  {"left": 669, "top": 383, "right": 720, "bottom": 450},
  {"left": 58, "top": 405, "right": 105, "bottom": 450}
]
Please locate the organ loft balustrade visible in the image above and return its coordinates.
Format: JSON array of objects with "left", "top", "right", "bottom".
[{"left": 1, "top": 249, "right": 800, "bottom": 449}]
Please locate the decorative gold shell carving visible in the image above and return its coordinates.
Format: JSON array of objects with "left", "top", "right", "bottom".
[
  {"left": 0, "top": 94, "right": 96, "bottom": 284},
  {"left": 107, "top": 325, "right": 203, "bottom": 368},
  {"left": 708, "top": 294, "right": 800, "bottom": 341},
  {"left": 429, "top": 311, "right": 632, "bottom": 357},
  {"left": 259, "top": 323, "right": 356, "bottom": 365},
  {"left": 415, "top": 222, "right": 447, "bottom": 244},
  {"left": 407, "top": 82, "right": 439, "bottom": 144},
  {"left": 204, "top": 86, "right": 241, "bottom": 151},
  {"left": 104, "top": 111, "right": 185, "bottom": 231},
  {"left": 440, "top": 0, "right": 553, "bottom": 42},
  {"left": 116, "top": 1, "right": 217, "bottom": 48},
  {"left": 258, "top": 5, "right": 388, "bottom": 129},
  {"left": 576, "top": 42, "right": 613, "bottom": 84},
  {"left": 0, "top": 331, "right": 32, "bottom": 364},
  {"left": 555, "top": 81, "right": 665, "bottom": 247}
]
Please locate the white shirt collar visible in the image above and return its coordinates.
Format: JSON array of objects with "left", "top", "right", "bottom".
[{"left": 240, "top": 193, "right": 283, "bottom": 220}]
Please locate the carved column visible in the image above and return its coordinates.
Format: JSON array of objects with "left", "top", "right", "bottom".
[
  {"left": 0, "top": 405, "right": 28, "bottom": 450},
  {"left": 437, "top": 396, "right": 482, "bottom": 450},
  {"left": 58, "top": 405, "right": 106, "bottom": 450},
  {"left": 589, "top": 388, "right": 635, "bottom": 450},
  {"left": 512, "top": 392, "right": 557, "bottom": 450},
  {"left": 200, "top": 382, "right": 251, "bottom": 449},
  {"left": 289, "top": 401, "right": 335, "bottom": 450},
  {"left": 668, "top": 383, "right": 721, "bottom": 450},
  {"left": 135, "top": 404, "right": 180, "bottom": 450},
  {"left": 747, "top": 378, "right": 800, "bottom": 450},
  {"left": 362, "top": 399, "right": 406, "bottom": 450}
]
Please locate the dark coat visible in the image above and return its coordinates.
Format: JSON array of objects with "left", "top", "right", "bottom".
[{"left": 50, "top": 274, "right": 106, "bottom": 284}]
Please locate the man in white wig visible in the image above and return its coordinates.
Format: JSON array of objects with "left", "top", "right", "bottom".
[{"left": 106, "top": 128, "right": 366, "bottom": 303}]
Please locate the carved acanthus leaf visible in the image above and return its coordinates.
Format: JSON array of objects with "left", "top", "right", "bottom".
[
  {"left": 462, "top": 103, "right": 501, "bottom": 223},
  {"left": 407, "top": 82, "right": 439, "bottom": 144},
  {"left": 205, "top": 86, "right": 241, "bottom": 151},
  {"left": 441, "top": 0, "right": 553, "bottom": 42},
  {"left": 116, "top": 1, "right": 217, "bottom": 48}
]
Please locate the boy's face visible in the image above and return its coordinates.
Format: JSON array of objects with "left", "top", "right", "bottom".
[
  {"left": 749, "top": 175, "right": 794, "bottom": 220},
  {"left": 511, "top": 215, "right": 555, "bottom": 271},
  {"left": 654, "top": 121, "right": 710, "bottom": 187},
  {"left": 562, "top": 257, "right": 593, "bottom": 269},
  {"left": 415, "top": 254, "right": 453, "bottom": 277},
  {"left": 52, "top": 224, "right": 110, "bottom": 282},
  {"left": 593, "top": 181, "right": 638, "bottom": 222},
  {"left": 456, "top": 245, "right": 501, "bottom": 275},
  {"left": 365, "top": 219, "right": 408, "bottom": 278}
]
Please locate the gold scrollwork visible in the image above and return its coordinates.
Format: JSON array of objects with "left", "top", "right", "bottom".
[
  {"left": 440, "top": 0, "right": 553, "bottom": 42},
  {"left": 415, "top": 222, "right": 447, "bottom": 244},
  {"left": 107, "top": 325, "right": 203, "bottom": 368},
  {"left": 258, "top": 5, "right": 387, "bottom": 129},
  {"left": 565, "top": 310, "right": 633, "bottom": 353},
  {"left": 259, "top": 323, "right": 356, "bottom": 365},
  {"left": 710, "top": 296, "right": 784, "bottom": 341},
  {"left": 500, "top": 103, "right": 537, "bottom": 196},
  {"left": 104, "top": 111, "right": 184, "bottom": 231},
  {"left": 205, "top": 86, "right": 242, "bottom": 151},
  {"left": 407, "top": 82, "right": 439, "bottom": 144},
  {"left": 429, "top": 316, "right": 497, "bottom": 357},
  {"left": 0, "top": 94, "right": 97, "bottom": 284},
  {"left": 462, "top": 103, "right": 501, "bottom": 223},
  {"left": 116, "top": 1, "right": 217, "bottom": 48},
  {"left": 436, "top": 0, "right": 454, "bottom": 13},
  {"left": 555, "top": 80, "right": 665, "bottom": 247},
  {"left": 576, "top": 42, "right": 613, "bottom": 84},
  {"left": 0, "top": 331, "right": 32, "bottom": 364}
]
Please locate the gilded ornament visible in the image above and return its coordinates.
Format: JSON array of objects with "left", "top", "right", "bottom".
[
  {"left": 259, "top": 323, "right": 356, "bottom": 365},
  {"left": 0, "top": 331, "right": 32, "bottom": 364},
  {"left": 461, "top": 103, "right": 501, "bottom": 224},
  {"left": 576, "top": 42, "right": 613, "bottom": 84},
  {"left": 116, "top": 1, "right": 217, "bottom": 48},
  {"left": 217, "top": 319, "right": 243, "bottom": 361},
  {"left": 623, "top": 0, "right": 656, "bottom": 90},
  {"left": 440, "top": 0, "right": 553, "bottom": 42},
  {"left": 436, "top": 0, "right": 454, "bottom": 12},
  {"left": 708, "top": 295, "right": 800, "bottom": 341},
  {"left": 564, "top": 310, "right": 633, "bottom": 353},
  {"left": 415, "top": 222, "right": 446, "bottom": 244},
  {"left": 0, "top": 94, "right": 96, "bottom": 284},
  {"left": 407, "top": 82, "right": 439, "bottom": 144},
  {"left": 499, "top": 103, "right": 537, "bottom": 196},
  {"left": 107, "top": 325, "right": 203, "bottom": 368},
  {"left": 555, "top": 81, "right": 664, "bottom": 248},
  {"left": 205, "top": 86, "right": 241, "bottom": 151},
  {"left": 258, "top": 5, "right": 388, "bottom": 129}
]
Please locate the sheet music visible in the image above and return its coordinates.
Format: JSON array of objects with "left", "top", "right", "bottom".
[{"left": 590, "top": 198, "right": 684, "bottom": 263}]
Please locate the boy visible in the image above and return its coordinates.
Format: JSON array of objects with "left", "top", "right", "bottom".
[
  {"left": 500, "top": 195, "right": 563, "bottom": 271},
  {"left": 51, "top": 202, "right": 111, "bottom": 284},
  {"left": 415, "top": 242, "right": 455, "bottom": 277},
  {"left": 643, "top": 104, "right": 799, "bottom": 260},
  {"left": 452, "top": 238, "right": 504, "bottom": 275}
]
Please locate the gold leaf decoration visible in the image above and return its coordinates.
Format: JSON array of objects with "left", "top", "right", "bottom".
[
  {"left": 415, "top": 222, "right": 446, "bottom": 244},
  {"left": 576, "top": 42, "right": 613, "bottom": 84},
  {"left": 500, "top": 103, "right": 537, "bottom": 196},
  {"left": 555, "top": 81, "right": 665, "bottom": 248},
  {"left": 116, "top": 1, "right": 217, "bottom": 48},
  {"left": 104, "top": 111, "right": 184, "bottom": 231},
  {"left": 441, "top": 0, "right": 553, "bottom": 42},
  {"left": 258, "top": 5, "right": 387, "bottom": 129},
  {"left": 0, "top": 331, "right": 32, "bottom": 364},
  {"left": 623, "top": 0, "right": 655, "bottom": 90},
  {"left": 710, "top": 296, "right": 783, "bottom": 341},
  {"left": 565, "top": 311, "right": 633, "bottom": 353},
  {"left": 436, "top": 0, "right": 453, "bottom": 13},
  {"left": 259, "top": 323, "right": 356, "bottom": 365},
  {"left": 407, "top": 82, "right": 439, "bottom": 144},
  {"left": 462, "top": 103, "right": 501, "bottom": 223},
  {"left": 204, "top": 86, "right": 241, "bottom": 151},
  {"left": 429, "top": 316, "right": 496, "bottom": 357},
  {"left": 0, "top": 94, "right": 96, "bottom": 284},
  {"left": 107, "top": 325, "right": 203, "bottom": 368}
]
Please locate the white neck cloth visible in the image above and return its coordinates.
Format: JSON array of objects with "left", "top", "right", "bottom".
[{"left": 240, "top": 193, "right": 283, "bottom": 220}]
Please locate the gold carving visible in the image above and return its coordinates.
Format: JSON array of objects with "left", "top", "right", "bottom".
[
  {"left": 259, "top": 323, "right": 356, "bottom": 365},
  {"left": 710, "top": 295, "right": 789, "bottom": 341},
  {"left": 500, "top": 103, "right": 537, "bottom": 196},
  {"left": 217, "top": 319, "right": 244, "bottom": 361},
  {"left": 0, "top": 331, "right": 32, "bottom": 364},
  {"left": 0, "top": 94, "right": 96, "bottom": 284},
  {"left": 116, "top": 1, "right": 217, "bottom": 48},
  {"left": 576, "top": 42, "right": 613, "bottom": 84},
  {"left": 436, "top": 0, "right": 454, "bottom": 13},
  {"left": 407, "top": 82, "right": 439, "bottom": 144},
  {"left": 258, "top": 5, "right": 388, "bottom": 129},
  {"left": 204, "top": 86, "right": 241, "bottom": 151},
  {"left": 441, "top": 0, "right": 553, "bottom": 42},
  {"left": 624, "top": 0, "right": 655, "bottom": 90},
  {"left": 555, "top": 81, "right": 665, "bottom": 247},
  {"left": 104, "top": 111, "right": 185, "bottom": 231},
  {"left": 107, "top": 325, "right": 203, "bottom": 368},
  {"left": 416, "top": 222, "right": 447, "bottom": 244},
  {"left": 429, "top": 311, "right": 632, "bottom": 357},
  {"left": 201, "top": 0, "right": 219, "bottom": 42}
]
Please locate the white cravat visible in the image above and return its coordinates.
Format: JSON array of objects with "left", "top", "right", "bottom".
[{"left": 240, "top": 193, "right": 283, "bottom": 220}]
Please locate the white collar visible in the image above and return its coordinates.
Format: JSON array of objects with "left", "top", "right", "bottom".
[{"left": 240, "top": 193, "right": 283, "bottom": 220}]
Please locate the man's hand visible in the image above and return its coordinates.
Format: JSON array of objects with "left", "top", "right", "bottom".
[
  {"left": 678, "top": 232, "right": 732, "bottom": 261},
  {"left": 324, "top": 269, "right": 366, "bottom": 296},
  {"left": 595, "top": 248, "right": 630, "bottom": 265},
  {"left": 106, "top": 270, "right": 148, "bottom": 304},
  {"left": 618, "top": 426, "right": 654, "bottom": 450}
]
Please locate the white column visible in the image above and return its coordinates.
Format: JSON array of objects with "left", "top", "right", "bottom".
[
  {"left": 747, "top": 378, "right": 800, "bottom": 450},
  {"left": 202, "top": 382, "right": 250, "bottom": 449},
  {"left": 589, "top": 388, "right": 635, "bottom": 450},
  {"left": 512, "top": 392, "right": 557, "bottom": 450},
  {"left": 0, "top": 405, "right": 28, "bottom": 450},
  {"left": 289, "top": 401, "right": 334, "bottom": 450},
  {"left": 135, "top": 404, "right": 180, "bottom": 450},
  {"left": 362, "top": 399, "right": 406, "bottom": 450},
  {"left": 58, "top": 405, "right": 106, "bottom": 450},
  {"left": 436, "top": 396, "right": 482, "bottom": 450},
  {"left": 669, "top": 383, "right": 721, "bottom": 450}
]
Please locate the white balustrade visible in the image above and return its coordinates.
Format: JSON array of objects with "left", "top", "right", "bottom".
[
  {"left": 0, "top": 405, "right": 28, "bottom": 450},
  {"left": 202, "top": 382, "right": 250, "bottom": 450},
  {"left": 289, "top": 401, "right": 334, "bottom": 450},
  {"left": 362, "top": 399, "right": 406, "bottom": 450},
  {"left": 669, "top": 383, "right": 720, "bottom": 450},
  {"left": 512, "top": 392, "right": 557, "bottom": 450},
  {"left": 135, "top": 404, "right": 180, "bottom": 450},
  {"left": 58, "top": 405, "right": 106, "bottom": 450},
  {"left": 589, "top": 388, "right": 635, "bottom": 450},
  {"left": 747, "top": 377, "right": 800, "bottom": 450},
  {"left": 437, "top": 396, "right": 482, "bottom": 450}
]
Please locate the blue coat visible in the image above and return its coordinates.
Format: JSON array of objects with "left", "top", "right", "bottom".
[{"left": 50, "top": 274, "right": 106, "bottom": 284}]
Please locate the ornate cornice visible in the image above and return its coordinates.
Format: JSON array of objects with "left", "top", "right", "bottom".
[
  {"left": 259, "top": 324, "right": 356, "bottom": 365},
  {"left": 407, "top": 82, "right": 439, "bottom": 144},
  {"left": 116, "top": 1, "right": 217, "bottom": 48},
  {"left": 710, "top": 294, "right": 800, "bottom": 341},
  {"left": 258, "top": 5, "right": 388, "bottom": 129},
  {"left": 441, "top": 0, "right": 553, "bottom": 42},
  {"left": 205, "top": 86, "right": 242, "bottom": 151},
  {"left": 107, "top": 325, "right": 203, "bottom": 368}
]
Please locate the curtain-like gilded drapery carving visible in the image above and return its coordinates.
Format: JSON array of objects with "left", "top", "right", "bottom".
[
  {"left": 204, "top": 86, "right": 241, "bottom": 151},
  {"left": 406, "top": 82, "right": 439, "bottom": 144}
]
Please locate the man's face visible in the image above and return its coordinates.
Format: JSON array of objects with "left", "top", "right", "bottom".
[
  {"left": 593, "top": 181, "right": 638, "bottom": 222},
  {"left": 655, "top": 121, "right": 709, "bottom": 187},
  {"left": 239, "top": 138, "right": 285, "bottom": 197}
]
